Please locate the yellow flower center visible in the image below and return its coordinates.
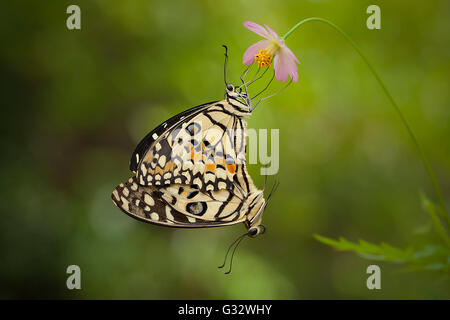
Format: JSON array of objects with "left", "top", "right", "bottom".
[
  {"left": 254, "top": 50, "right": 273, "bottom": 68},
  {"left": 254, "top": 40, "right": 281, "bottom": 68}
]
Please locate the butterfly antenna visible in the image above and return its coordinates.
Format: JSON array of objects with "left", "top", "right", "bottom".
[
  {"left": 218, "top": 231, "right": 248, "bottom": 271},
  {"left": 222, "top": 45, "right": 228, "bottom": 85},
  {"left": 263, "top": 173, "right": 269, "bottom": 191},
  {"left": 252, "top": 78, "right": 292, "bottom": 111},
  {"left": 240, "top": 63, "right": 253, "bottom": 84},
  {"left": 240, "top": 64, "right": 253, "bottom": 104},
  {"left": 251, "top": 70, "right": 275, "bottom": 100},
  {"left": 241, "top": 67, "right": 262, "bottom": 88},
  {"left": 266, "top": 180, "right": 280, "bottom": 203},
  {"left": 224, "top": 233, "right": 248, "bottom": 274},
  {"left": 239, "top": 65, "right": 270, "bottom": 107},
  {"left": 246, "top": 67, "right": 271, "bottom": 88}
]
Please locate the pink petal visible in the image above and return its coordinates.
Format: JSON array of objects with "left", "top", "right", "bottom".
[
  {"left": 242, "top": 40, "right": 270, "bottom": 65},
  {"left": 273, "top": 47, "right": 299, "bottom": 82},
  {"left": 243, "top": 21, "right": 269, "bottom": 39},
  {"left": 273, "top": 55, "right": 288, "bottom": 82},
  {"left": 264, "top": 24, "right": 280, "bottom": 40},
  {"left": 282, "top": 44, "right": 300, "bottom": 64}
]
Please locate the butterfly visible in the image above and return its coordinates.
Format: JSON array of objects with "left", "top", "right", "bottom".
[{"left": 113, "top": 47, "right": 278, "bottom": 272}]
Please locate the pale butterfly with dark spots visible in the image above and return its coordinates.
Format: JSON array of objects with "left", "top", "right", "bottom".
[{"left": 112, "top": 47, "right": 280, "bottom": 273}]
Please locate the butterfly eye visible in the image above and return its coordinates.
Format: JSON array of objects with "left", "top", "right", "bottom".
[
  {"left": 226, "top": 84, "right": 234, "bottom": 91},
  {"left": 249, "top": 228, "right": 258, "bottom": 236},
  {"left": 248, "top": 225, "right": 265, "bottom": 237}
]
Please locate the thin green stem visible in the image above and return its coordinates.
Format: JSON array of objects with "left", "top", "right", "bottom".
[{"left": 282, "top": 17, "right": 449, "bottom": 224}]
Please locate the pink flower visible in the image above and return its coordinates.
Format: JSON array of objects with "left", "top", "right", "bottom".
[{"left": 242, "top": 21, "right": 299, "bottom": 82}]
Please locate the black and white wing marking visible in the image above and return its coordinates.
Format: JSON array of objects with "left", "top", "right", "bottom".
[
  {"left": 131, "top": 101, "right": 248, "bottom": 193},
  {"left": 130, "top": 102, "right": 214, "bottom": 172},
  {"left": 111, "top": 176, "right": 250, "bottom": 228}
]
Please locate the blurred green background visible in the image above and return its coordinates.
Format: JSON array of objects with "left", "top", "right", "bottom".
[{"left": 0, "top": 0, "right": 449, "bottom": 299}]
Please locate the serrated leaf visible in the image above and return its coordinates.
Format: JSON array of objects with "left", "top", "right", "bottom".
[
  {"left": 358, "top": 240, "right": 382, "bottom": 253},
  {"left": 314, "top": 234, "right": 412, "bottom": 262},
  {"left": 315, "top": 234, "right": 450, "bottom": 273},
  {"left": 380, "top": 242, "right": 414, "bottom": 261},
  {"left": 313, "top": 234, "right": 341, "bottom": 248}
]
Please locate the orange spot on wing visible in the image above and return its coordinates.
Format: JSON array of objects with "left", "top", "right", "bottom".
[
  {"left": 162, "top": 161, "right": 174, "bottom": 173},
  {"left": 206, "top": 163, "right": 215, "bottom": 173},
  {"left": 226, "top": 164, "right": 236, "bottom": 174}
]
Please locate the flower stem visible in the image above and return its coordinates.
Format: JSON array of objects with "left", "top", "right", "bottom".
[{"left": 282, "top": 17, "right": 449, "bottom": 223}]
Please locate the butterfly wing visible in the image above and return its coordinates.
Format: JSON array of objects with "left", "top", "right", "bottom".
[
  {"left": 133, "top": 101, "right": 248, "bottom": 193},
  {"left": 130, "top": 102, "right": 214, "bottom": 172},
  {"left": 111, "top": 176, "right": 248, "bottom": 228}
]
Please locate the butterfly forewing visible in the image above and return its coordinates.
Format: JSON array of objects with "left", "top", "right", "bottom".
[
  {"left": 130, "top": 102, "right": 214, "bottom": 172},
  {"left": 134, "top": 101, "right": 249, "bottom": 193}
]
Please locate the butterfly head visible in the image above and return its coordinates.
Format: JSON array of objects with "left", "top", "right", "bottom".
[{"left": 225, "top": 83, "right": 250, "bottom": 109}]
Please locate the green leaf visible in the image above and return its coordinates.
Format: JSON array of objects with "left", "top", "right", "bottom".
[
  {"left": 314, "top": 234, "right": 450, "bottom": 273},
  {"left": 421, "top": 194, "right": 450, "bottom": 248},
  {"left": 313, "top": 234, "right": 413, "bottom": 262}
]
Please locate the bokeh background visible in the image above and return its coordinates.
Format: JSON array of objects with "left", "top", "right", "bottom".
[{"left": 1, "top": 0, "right": 449, "bottom": 299}]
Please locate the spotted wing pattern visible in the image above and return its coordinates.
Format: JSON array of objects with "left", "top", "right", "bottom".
[
  {"left": 112, "top": 176, "right": 250, "bottom": 228},
  {"left": 113, "top": 138, "right": 264, "bottom": 229},
  {"left": 129, "top": 102, "right": 212, "bottom": 172},
  {"left": 131, "top": 101, "right": 248, "bottom": 193}
]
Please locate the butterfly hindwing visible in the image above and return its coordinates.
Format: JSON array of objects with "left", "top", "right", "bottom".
[
  {"left": 111, "top": 176, "right": 248, "bottom": 228},
  {"left": 162, "top": 184, "right": 246, "bottom": 222}
]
